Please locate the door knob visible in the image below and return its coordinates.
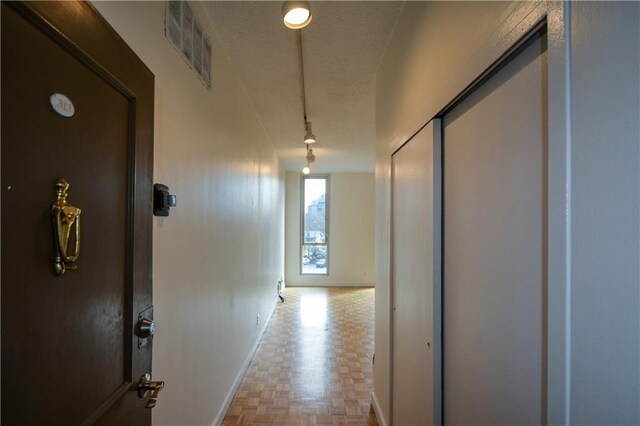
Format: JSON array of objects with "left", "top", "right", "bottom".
[{"left": 138, "top": 373, "right": 164, "bottom": 408}]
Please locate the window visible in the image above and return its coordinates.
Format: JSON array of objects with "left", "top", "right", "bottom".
[{"left": 301, "top": 175, "right": 329, "bottom": 275}]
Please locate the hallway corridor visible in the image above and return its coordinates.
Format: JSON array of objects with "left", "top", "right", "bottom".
[{"left": 222, "top": 287, "right": 377, "bottom": 425}]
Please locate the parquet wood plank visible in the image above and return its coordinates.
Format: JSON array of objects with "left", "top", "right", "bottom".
[{"left": 222, "top": 287, "right": 377, "bottom": 425}]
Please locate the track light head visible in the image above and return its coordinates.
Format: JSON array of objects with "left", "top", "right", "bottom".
[
  {"left": 304, "top": 121, "right": 317, "bottom": 144},
  {"left": 306, "top": 147, "right": 316, "bottom": 164},
  {"left": 304, "top": 132, "right": 316, "bottom": 144}
]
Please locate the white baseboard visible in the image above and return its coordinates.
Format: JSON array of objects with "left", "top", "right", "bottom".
[
  {"left": 287, "top": 282, "right": 374, "bottom": 287},
  {"left": 371, "top": 391, "right": 388, "bottom": 426},
  {"left": 212, "top": 296, "right": 280, "bottom": 425}
]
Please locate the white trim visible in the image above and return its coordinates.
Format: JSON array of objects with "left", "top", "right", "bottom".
[
  {"left": 371, "top": 392, "right": 388, "bottom": 426},
  {"left": 212, "top": 297, "right": 280, "bottom": 426},
  {"left": 545, "top": 2, "right": 571, "bottom": 424},
  {"left": 561, "top": 2, "right": 572, "bottom": 422},
  {"left": 431, "top": 119, "right": 443, "bottom": 426},
  {"left": 388, "top": 148, "right": 396, "bottom": 425},
  {"left": 287, "top": 282, "right": 374, "bottom": 288}
]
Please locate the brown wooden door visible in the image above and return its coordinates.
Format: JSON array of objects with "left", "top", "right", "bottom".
[{"left": 1, "top": 2, "right": 154, "bottom": 424}]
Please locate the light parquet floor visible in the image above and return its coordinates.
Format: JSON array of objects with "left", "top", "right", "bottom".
[{"left": 222, "top": 287, "right": 377, "bottom": 425}]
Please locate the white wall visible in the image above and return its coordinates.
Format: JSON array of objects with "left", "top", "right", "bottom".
[
  {"left": 375, "top": 1, "right": 639, "bottom": 424},
  {"left": 285, "top": 172, "right": 374, "bottom": 287},
  {"left": 92, "top": 2, "right": 285, "bottom": 425},
  {"left": 569, "top": 2, "right": 639, "bottom": 423}
]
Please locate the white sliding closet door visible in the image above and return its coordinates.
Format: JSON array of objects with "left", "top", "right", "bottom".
[
  {"left": 442, "top": 35, "right": 547, "bottom": 425},
  {"left": 391, "top": 120, "right": 441, "bottom": 426}
]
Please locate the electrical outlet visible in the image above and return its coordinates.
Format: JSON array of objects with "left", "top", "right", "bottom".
[{"left": 256, "top": 314, "right": 260, "bottom": 325}]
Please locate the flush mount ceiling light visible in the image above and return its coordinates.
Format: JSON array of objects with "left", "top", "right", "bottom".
[{"left": 282, "top": 1, "right": 313, "bottom": 29}]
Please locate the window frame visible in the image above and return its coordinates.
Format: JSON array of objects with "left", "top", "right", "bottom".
[{"left": 300, "top": 174, "right": 330, "bottom": 276}]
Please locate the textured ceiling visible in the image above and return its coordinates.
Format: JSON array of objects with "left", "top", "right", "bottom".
[{"left": 203, "top": 1, "right": 404, "bottom": 173}]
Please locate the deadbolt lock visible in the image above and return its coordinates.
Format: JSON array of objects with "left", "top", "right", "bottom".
[
  {"left": 136, "top": 305, "right": 154, "bottom": 349},
  {"left": 138, "top": 373, "right": 164, "bottom": 409},
  {"left": 137, "top": 317, "right": 155, "bottom": 338}
]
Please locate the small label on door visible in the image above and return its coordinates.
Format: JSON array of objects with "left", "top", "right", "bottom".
[{"left": 49, "top": 93, "right": 75, "bottom": 117}]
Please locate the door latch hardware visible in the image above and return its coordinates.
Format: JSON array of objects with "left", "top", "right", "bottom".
[
  {"left": 153, "top": 183, "right": 177, "bottom": 216},
  {"left": 138, "top": 373, "right": 164, "bottom": 409}
]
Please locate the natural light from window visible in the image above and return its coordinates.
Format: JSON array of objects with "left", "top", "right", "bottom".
[
  {"left": 300, "top": 295, "right": 327, "bottom": 327},
  {"left": 299, "top": 294, "right": 328, "bottom": 396},
  {"left": 301, "top": 176, "right": 328, "bottom": 275}
]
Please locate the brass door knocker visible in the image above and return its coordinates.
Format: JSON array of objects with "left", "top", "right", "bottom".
[{"left": 51, "top": 179, "right": 81, "bottom": 276}]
